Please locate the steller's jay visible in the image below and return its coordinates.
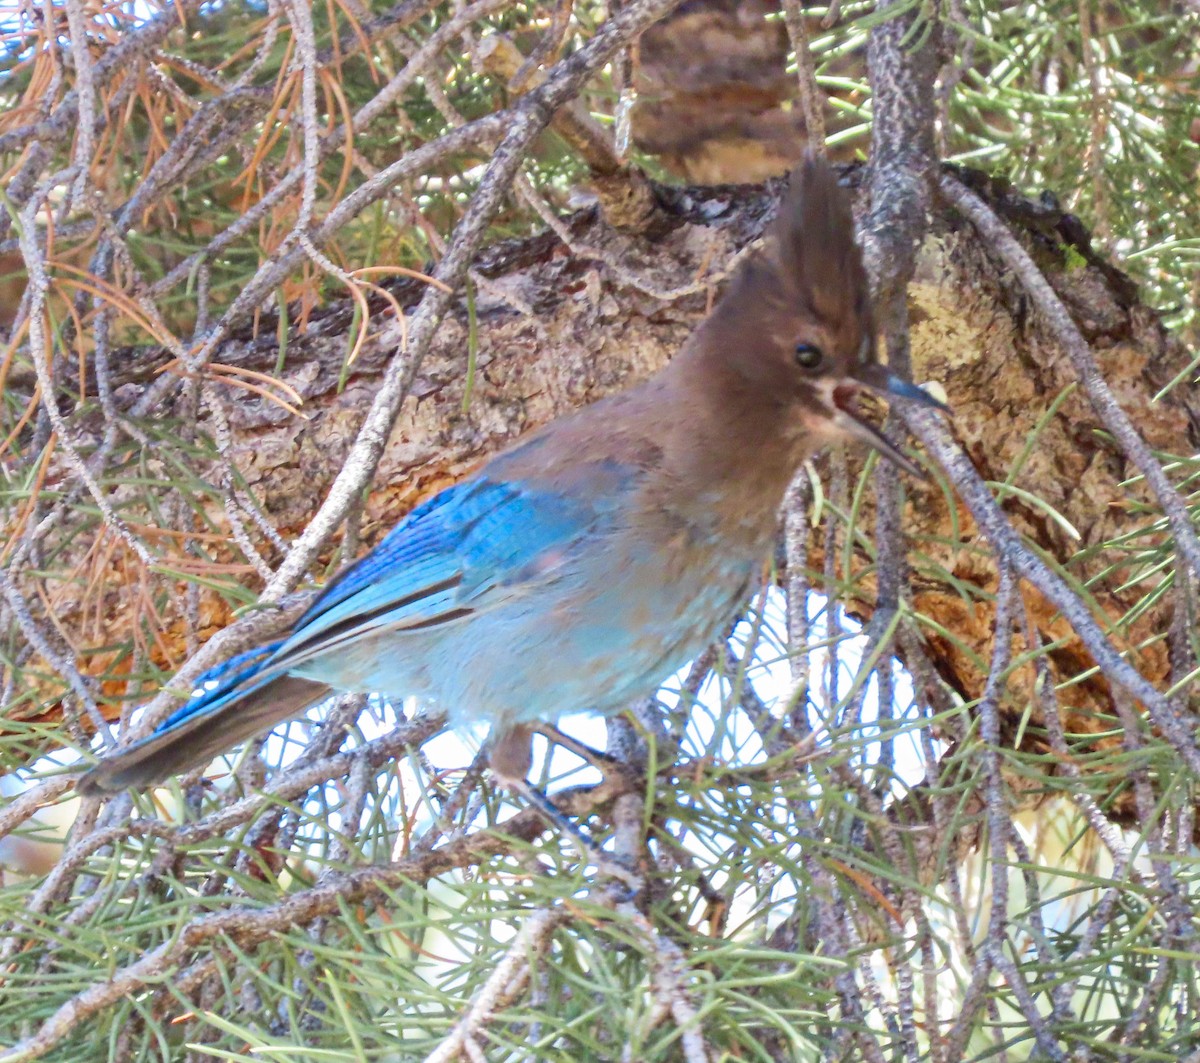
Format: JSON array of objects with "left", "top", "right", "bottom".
[{"left": 77, "top": 156, "right": 945, "bottom": 799}]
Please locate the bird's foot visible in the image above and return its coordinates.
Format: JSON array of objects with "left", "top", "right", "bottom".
[
  {"left": 505, "top": 775, "right": 642, "bottom": 898},
  {"left": 488, "top": 723, "right": 643, "bottom": 898}
]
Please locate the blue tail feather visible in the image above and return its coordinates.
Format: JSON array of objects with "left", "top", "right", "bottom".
[{"left": 77, "top": 642, "right": 331, "bottom": 796}]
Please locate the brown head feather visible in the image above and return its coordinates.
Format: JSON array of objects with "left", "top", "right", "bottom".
[
  {"left": 666, "top": 153, "right": 940, "bottom": 487},
  {"left": 765, "top": 154, "right": 875, "bottom": 366},
  {"left": 682, "top": 154, "right": 874, "bottom": 415}
]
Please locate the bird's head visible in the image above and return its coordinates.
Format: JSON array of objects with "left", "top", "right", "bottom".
[{"left": 702, "top": 154, "right": 946, "bottom": 477}]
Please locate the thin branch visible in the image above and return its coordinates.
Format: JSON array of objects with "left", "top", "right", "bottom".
[
  {"left": 422, "top": 906, "right": 570, "bottom": 1063},
  {"left": 938, "top": 170, "right": 1200, "bottom": 585},
  {"left": 780, "top": 0, "right": 827, "bottom": 153}
]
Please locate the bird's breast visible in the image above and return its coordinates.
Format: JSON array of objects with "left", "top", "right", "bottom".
[{"left": 414, "top": 518, "right": 760, "bottom": 728}]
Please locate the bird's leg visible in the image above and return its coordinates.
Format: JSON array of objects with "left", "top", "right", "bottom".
[
  {"left": 487, "top": 722, "right": 537, "bottom": 785},
  {"left": 488, "top": 724, "right": 641, "bottom": 894},
  {"left": 532, "top": 723, "right": 643, "bottom": 812},
  {"left": 488, "top": 723, "right": 596, "bottom": 848}
]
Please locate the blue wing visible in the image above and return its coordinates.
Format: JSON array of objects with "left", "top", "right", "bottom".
[{"left": 267, "top": 474, "right": 615, "bottom": 668}]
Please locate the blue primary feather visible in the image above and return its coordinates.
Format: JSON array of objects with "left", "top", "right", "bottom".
[
  {"left": 156, "top": 642, "right": 286, "bottom": 733},
  {"left": 289, "top": 482, "right": 471, "bottom": 630}
]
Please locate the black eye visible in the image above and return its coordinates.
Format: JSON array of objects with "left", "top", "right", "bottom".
[{"left": 794, "top": 343, "right": 824, "bottom": 370}]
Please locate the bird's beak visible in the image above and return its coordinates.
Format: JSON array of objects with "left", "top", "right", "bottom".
[{"left": 831, "top": 363, "right": 948, "bottom": 479}]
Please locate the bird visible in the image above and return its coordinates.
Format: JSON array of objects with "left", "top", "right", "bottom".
[{"left": 77, "top": 156, "right": 946, "bottom": 800}]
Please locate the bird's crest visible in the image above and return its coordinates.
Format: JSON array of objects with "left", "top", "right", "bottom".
[{"left": 762, "top": 154, "right": 874, "bottom": 359}]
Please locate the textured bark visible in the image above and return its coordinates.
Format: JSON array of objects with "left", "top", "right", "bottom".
[
  {"left": 889, "top": 170, "right": 1193, "bottom": 845},
  {"left": 628, "top": 0, "right": 875, "bottom": 183},
  {"left": 133, "top": 194, "right": 742, "bottom": 534},
  {"left": 908, "top": 171, "right": 1192, "bottom": 721}
]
